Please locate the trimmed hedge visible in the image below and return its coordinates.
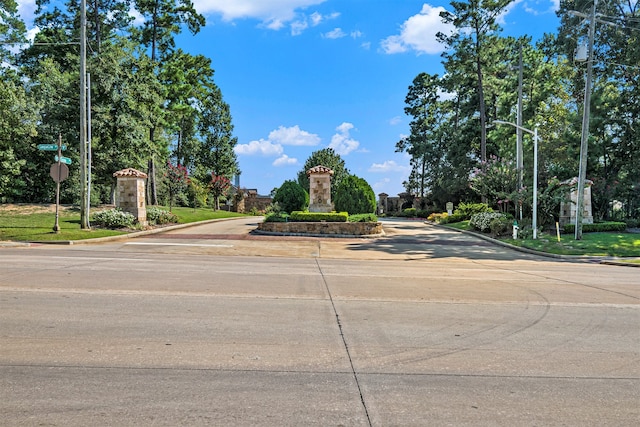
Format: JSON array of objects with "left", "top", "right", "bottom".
[
  {"left": 290, "top": 211, "right": 349, "bottom": 222},
  {"left": 349, "top": 213, "right": 378, "bottom": 223},
  {"left": 563, "top": 222, "right": 627, "bottom": 233}
]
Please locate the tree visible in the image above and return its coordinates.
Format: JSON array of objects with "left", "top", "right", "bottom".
[
  {"left": 397, "top": 73, "right": 447, "bottom": 199},
  {"left": 195, "top": 83, "right": 239, "bottom": 183},
  {"left": 439, "top": 0, "right": 512, "bottom": 163},
  {"left": 164, "top": 162, "right": 189, "bottom": 211},
  {"left": 297, "top": 148, "right": 349, "bottom": 199},
  {"left": 132, "top": 0, "right": 205, "bottom": 205},
  {"left": 273, "top": 180, "right": 307, "bottom": 214},
  {"left": 334, "top": 175, "right": 376, "bottom": 215},
  {"left": 209, "top": 173, "right": 231, "bottom": 211}
]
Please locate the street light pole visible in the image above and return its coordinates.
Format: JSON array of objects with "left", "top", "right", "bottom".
[{"left": 493, "top": 120, "right": 538, "bottom": 239}]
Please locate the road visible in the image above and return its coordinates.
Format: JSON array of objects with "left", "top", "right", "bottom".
[{"left": 1, "top": 218, "right": 638, "bottom": 426}]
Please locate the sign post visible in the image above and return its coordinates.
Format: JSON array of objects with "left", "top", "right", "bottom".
[{"left": 41, "top": 135, "right": 70, "bottom": 233}]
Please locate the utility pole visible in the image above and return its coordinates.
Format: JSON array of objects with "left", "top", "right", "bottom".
[
  {"left": 79, "top": 0, "right": 89, "bottom": 229},
  {"left": 575, "top": 0, "right": 598, "bottom": 240},
  {"left": 516, "top": 44, "right": 524, "bottom": 221}
]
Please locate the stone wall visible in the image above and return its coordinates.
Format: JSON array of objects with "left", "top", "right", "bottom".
[{"left": 257, "top": 221, "right": 382, "bottom": 236}]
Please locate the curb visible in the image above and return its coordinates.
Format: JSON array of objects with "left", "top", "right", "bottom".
[
  {"left": 430, "top": 222, "right": 640, "bottom": 267},
  {"left": 8, "top": 216, "right": 247, "bottom": 246}
]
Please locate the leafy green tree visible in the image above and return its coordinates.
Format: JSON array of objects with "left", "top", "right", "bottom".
[
  {"left": 195, "top": 83, "right": 239, "bottom": 183},
  {"left": 439, "top": 0, "right": 512, "bottom": 163},
  {"left": 297, "top": 148, "right": 350, "bottom": 199},
  {"left": 334, "top": 175, "right": 376, "bottom": 215},
  {"left": 273, "top": 180, "right": 308, "bottom": 214},
  {"left": 133, "top": 0, "right": 205, "bottom": 204}
]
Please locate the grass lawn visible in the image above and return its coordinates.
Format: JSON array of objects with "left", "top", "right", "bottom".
[
  {"left": 0, "top": 204, "right": 247, "bottom": 242},
  {"left": 440, "top": 220, "right": 640, "bottom": 258}
]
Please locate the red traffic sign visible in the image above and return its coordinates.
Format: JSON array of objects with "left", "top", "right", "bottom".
[{"left": 50, "top": 163, "right": 69, "bottom": 183}]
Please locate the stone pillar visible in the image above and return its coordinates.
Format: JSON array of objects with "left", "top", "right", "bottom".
[
  {"left": 307, "top": 165, "right": 334, "bottom": 213},
  {"left": 559, "top": 177, "right": 594, "bottom": 227},
  {"left": 378, "top": 193, "right": 388, "bottom": 214},
  {"left": 113, "top": 168, "right": 148, "bottom": 225}
]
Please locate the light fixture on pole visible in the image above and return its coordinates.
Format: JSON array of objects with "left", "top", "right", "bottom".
[{"left": 493, "top": 120, "right": 538, "bottom": 239}]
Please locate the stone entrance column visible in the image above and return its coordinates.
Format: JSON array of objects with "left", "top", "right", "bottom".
[
  {"left": 559, "top": 177, "right": 594, "bottom": 227},
  {"left": 307, "top": 165, "right": 334, "bottom": 213},
  {"left": 113, "top": 168, "right": 148, "bottom": 226}
]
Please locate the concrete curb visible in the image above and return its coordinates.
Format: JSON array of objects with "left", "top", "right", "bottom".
[
  {"left": 431, "top": 222, "right": 640, "bottom": 267},
  {"left": 8, "top": 216, "right": 246, "bottom": 246}
]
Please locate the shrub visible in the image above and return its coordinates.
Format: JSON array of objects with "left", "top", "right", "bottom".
[
  {"left": 439, "top": 212, "right": 467, "bottom": 224},
  {"left": 273, "top": 180, "right": 308, "bottom": 214},
  {"left": 289, "top": 211, "right": 348, "bottom": 222},
  {"left": 563, "top": 222, "right": 627, "bottom": 233},
  {"left": 92, "top": 208, "right": 136, "bottom": 229},
  {"left": 455, "top": 202, "right": 493, "bottom": 219},
  {"left": 264, "top": 212, "right": 289, "bottom": 222},
  {"left": 489, "top": 215, "right": 512, "bottom": 236},
  {"left": 403, "top": 207, "right": 417, "bottom": 217},
  {"left": 146, "top": 207, "right": 178, "bottom": 225},
  {"left": 623, "top": 218, "right": 639, "bottom": 229},
  {"left": 349, "top": 213, "right": 378, "bottom": 223},
  {"left": 427, "top": 212, "right": 446, "bottom": 222},
  {"left": 334, "top": 175, "right": 376, "bottom": 215},
  {"left": 470, "top": 212, "right": 505, "bottom": 232}
]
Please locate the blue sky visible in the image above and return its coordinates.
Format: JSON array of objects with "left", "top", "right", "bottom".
[{"left": 18, "top": 0, "right": 561, "bottom": 196}]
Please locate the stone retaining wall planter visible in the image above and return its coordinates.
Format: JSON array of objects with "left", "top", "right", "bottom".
[{"left": 257, "top": 221, "right": 383, "bottom": 237}]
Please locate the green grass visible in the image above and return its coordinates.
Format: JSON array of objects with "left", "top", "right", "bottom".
[
  {"left": 505, "top": 232, "right": 640, "bottom": 257},
  {"left": 439, "top": 220, "right": 640, "bottom": 257},
  {"left": 0, "top": 205, "right": 246, "bottom": 242}
]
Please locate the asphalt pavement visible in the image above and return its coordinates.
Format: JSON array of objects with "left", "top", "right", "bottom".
[{"left": 0, "top": 218, "right": 638, "bottom": 426}]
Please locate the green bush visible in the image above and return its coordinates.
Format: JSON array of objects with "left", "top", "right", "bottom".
[
  {"left": 624, "top": 218, "right": 639, "bottom": 228},
  {"left": 273, "top": 180, "right": 308, "bottom": 214},
  {"left": 402, "top": 207, "right": 417, "bottom": 217},
  {"left": 264, "top": 212, "right": 289, "bottom": 222},
  {"left": 563, "top": 222, "right": 627, "bottom": 233},
  {"left": 455, "top": 202, "right": 493, "bottom": 219},
  {"left": 470, "top": 212, "right": 505, "bottom": 232},
  {"left": 334, "top": 175, "right": 376, "bottom": 215},
  {"left": 146, "top": 207, "right": 178, "bottom": 225},
  {"left": 92, "top": 208, "right": 136, "bottom": 229},
  {"left": 439, "top": 212, "right": 466, "bottom": 224},
  {"left": 349, "top": 213, "right": 378, "bottom": 223},
  {"left": 289, "top": 211, "right": 348, "bottom": 222},
  {"left": 489, "top": 215, "right": 512, "bottom": 236}
]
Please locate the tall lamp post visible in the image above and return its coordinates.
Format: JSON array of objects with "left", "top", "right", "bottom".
[{"left": 493, "top": 120, "right": 538, "bottom": 239}]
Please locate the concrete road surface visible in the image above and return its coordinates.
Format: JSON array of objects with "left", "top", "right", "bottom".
[{"left": 0, "top": 218, "right": 638, "bottom": 426}]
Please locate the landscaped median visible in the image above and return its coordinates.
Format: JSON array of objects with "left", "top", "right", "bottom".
[{"left": 257, "top": 211, "right": 383, "bottom": 237}]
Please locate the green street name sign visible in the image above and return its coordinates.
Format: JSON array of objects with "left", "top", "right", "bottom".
[
  {"left": 54, "top": 155, "right": 72, "bottom": 165},
  {"left": 38, "top": 144, "right": 67, "bottom": 151}
]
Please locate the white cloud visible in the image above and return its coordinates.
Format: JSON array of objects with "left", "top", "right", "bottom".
[
  {"left": 236, "top": 125, "right": 318, "bottom": 159},
  {"left": 323, "top": 27, "right": 346, "bottom": 39},
  {"left": 368, "top": 160, "right": 410, "bottom": 173},
  {"left": 350, "top": 30, "right": 363, "bottom": 39},
  {"left": 193, "top": 0, "right": 328, "bottom": 31},
  {"left": 17, "top": 0, "right": 37, "bottom": 23},
  {"left": 291, "top": 11, "right": 339, "bottom": 35},
  {"left": 389, "top": 116, "right": 402, "bottom": 126},
  {"left": 361, "top": 41, "right": 371, "bottom": 50},
  {"left": 380, "top": 4, "right": 453, "bottom": 55},
  {"left": 234, "top": 139, "right": 283, "bottom": 156},
  {"left": 268, "top": 125, "right": 321, "bottom": 146},
  {"left": 273, "top": 154, "right": 299, "bottom": 167},
  {"left": 329, "top": 122, "right": 359, "bottom": 155}
]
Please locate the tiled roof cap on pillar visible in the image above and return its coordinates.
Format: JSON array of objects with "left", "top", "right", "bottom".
[
  {"left": 113, "top": 168, "right": 148, "bottom": 178},
  {"left": 306, "top": 165, "right": 334, "bottom": 176}
]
